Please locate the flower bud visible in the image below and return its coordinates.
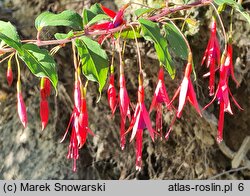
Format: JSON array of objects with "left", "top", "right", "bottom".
[
  {"left": 6, "top": 66, "right": 13, "bottom": 86},
  {"left": 40, "top": 99, "right": 49, "bottom": 131},
  {"left": 17, "top": 92, "right": 27, "bottom": 127}
]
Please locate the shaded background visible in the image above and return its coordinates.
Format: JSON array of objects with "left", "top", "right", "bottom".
[{"left": 0, "top": 0, "right": 249, "bottom": 179}]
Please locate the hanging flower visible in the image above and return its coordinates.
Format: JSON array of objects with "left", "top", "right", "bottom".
[
  {"left": 149, "top": 67, "right": 173, "bottom": 138},
  {"left": 78, "top": 91, "right": 94, "bottom": 149},
  {"left": 107, "top": 73, "right": 117, "bottom": 115},
  {"left": 17, "top": 91, "right": 27, "bottom": 128},
  {"left": 127, "top": 74, "right": 155, "bottom": 171},
  {"left": 40, "top": 77, "right": 51, "bottom": 130},
  {"left": 6, "top": 65, "right": 13, "bottom": 86},
  {"left": 60, "top": 82, "right": 93, "bottom": 172},
  {"left": 171, "top": 54, "right": 202, "bottom": 118},
  {"left": 201, "top": 18, "right": 221, "bottom": 96},
  {"left": 119, "top": 73, "right": 131, "bottom": 150},
  {"left": 203, "top": 51, "right": 243, "bottom": 143}
]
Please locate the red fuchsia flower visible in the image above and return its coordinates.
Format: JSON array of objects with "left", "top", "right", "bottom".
[
  {"left": 6, "top": 65, "right": 13, "bottom": 86},
  {"left": 40, "top": 77, "right": 51, "bottom": 130},
  {"left": 40, "top": 99, "right": 49, "bottom": 131},
  {"left": 78, "top": 93, "right": 94, "bottom": 149},
  {"left": 203, "top": 51, "right": 243, "bottom": 143},
  {"left": 127, "top": 74, "right": 155, "bottom": 171},
  {"left": 60, "top": 83, "right": 94, "bottom": 172},
  {"left": 89, "top": 4, "right": 130, "bottom": 44},
  {"left": 17, "top": 89, "right": 27, "bottom": 128},
  {"left": 107, "top": 73, "right": 117, "bottom": 115},
  {"left": 149, "top": 67, "right": 173, "bottom": 138},
  {"left": 90, "top": 3, "right": 130, "bottom": 30},
  {"left": 170, "top": 54, "right": 202, "bottom": 119},
  {"left": 40, "top": 77, "right": 51, "bottom": 100},
  {"left": 119, "top": 73, "right": 131, "bottom": 150},
  {"left": 201, "top": 18, "right": 221, "bottom": 96}
]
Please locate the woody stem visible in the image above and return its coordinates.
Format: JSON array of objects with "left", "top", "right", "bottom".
[{"left": 0, "top": 0, "right": 212, "bottom": 54}]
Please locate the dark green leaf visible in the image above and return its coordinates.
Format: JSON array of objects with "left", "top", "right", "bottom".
[
  {"left": 19, "top": 44, "right": 58, "bottom": 90},
  {"left": 164, "top": 22, "right": 188, "bottom": 60},
  {"left": 75, "top": 36, "right": 109, "bottom": 93},
  {"left": 237, "top": 9, "right": 250, "bottom": 24},
  {"left": 54, "top": 30, "right": 74, "bottom": 40},
  {"left": 135, "top": 8, "right": 154, "bottom": 17},
  {"left": 35, "top": 10, "right": 83, "bottom": 31},
  {"left": 139, "top": 19, "right": 175, "bottom": 79},
  {"left": 90, "top": 3, "right": 105, "bottom": 15},
  {"left": 82, "top": 3, "right": 105, "bottom": 26},
  {"left": 0, "top": 20, "right": 22, "bottom": 52},
  {"left": 83, "top": 9, "right": 96, "bottom": 26},
  {"left": 214, "top": 0, "right": 250, "bottom": 24}
]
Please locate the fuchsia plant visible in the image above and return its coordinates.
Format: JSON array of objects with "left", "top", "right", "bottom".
[{"left": 0, "top": 0, "right": 248, "bottom": 171}]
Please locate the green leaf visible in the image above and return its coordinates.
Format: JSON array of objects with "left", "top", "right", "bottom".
[
  {"left": 35, "top": 10, "right": 83, "bottom": 31},
  {"left": 139, "top": 19, "right": 175, "bottom": 79},
  {"left": 0, "top": 20, "right": 22, "bottom": 52},
  {"left": 89, "top": 3, "right": 105, "bottom": 15},
  {"left": 135, "top": 8, "right": 154, "bottom": 17},
  {"left": 83, "top": 9, "right": 96, "bottom": 26},
  {"left": 114, "top": 27, "right": 142, "bottom": 39},
  {"left": 82, "top": 3, "right": 105, "bottom": 26},
  {"left": 164, "top": 22, "right": 188, "bottom": 60},
  {"left": 75, "top": 36, "right": 109, "bottom": 94},
  {"left": 54, "top": 30, "right": 74, "bottom": 40},
  {"left": 0, "top": 21, "right": 20, "bottom": 43},
  {"left": 18, "top": 44, "right": 58, "bottom": 90},
  {"left": 213, "top": 0, "right": 236, "bottom": 6},
  {"left": 184, "top": 0, "right": 192, "bottom": 4},
  {"left": 87, "top": 14, "right": 111, "bottom": 26},
  {"left": 236, "top": 9, "right": 250, "bottom": 24},
  {"left": 214, "top": 0, "right": 250, "bottom": 24}
]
